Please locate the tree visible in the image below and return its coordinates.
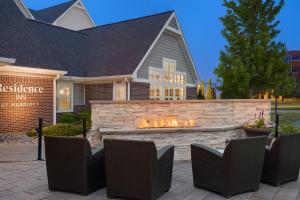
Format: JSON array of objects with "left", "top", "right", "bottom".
[
  {"left": 197, "top": 80, "right": 205, "bottom": 99},
  {"left": 206, "top": 78, "right": 214, "bottom": 99},
  {"left": 212, "top": 87, "right": 217, "bottom": 99},
  {"left": 200, "top": 80, "right": 205, "bottom": 97},
  {"left": 197, "top": 88, "right": 205, "bottom": 99},
  {"left": 215, "top": 0, "right": 295, "bottom": 99}
]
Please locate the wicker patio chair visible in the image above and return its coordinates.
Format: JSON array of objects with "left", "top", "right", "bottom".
[
  {"left": 104, "top": 139, "right": 174, "bottom": 200},
  {"left": 261, "top": 133, "right": 300, "bottom": 186},
  {"left": 191, "top": 136, "right": 266, "bottom": 198},
  {"left": 44, "top": 136, "right": 105, "bottom": 195}
]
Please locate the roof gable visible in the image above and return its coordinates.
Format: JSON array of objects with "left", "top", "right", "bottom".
[
  {"left": 13, "top": 0, "right": 35, "bottom": 19},
  {"left": 53, "top": 2, "right": 95, "bottom": 30},
  {"left": 29, "top": 0, "right": 77, "bottom": 23},
  {"left": 1, "top": 1, "right": 196, "bottom": 79},
  {"left": 81, "top": 11, "right": 173, "bottom": 77}
]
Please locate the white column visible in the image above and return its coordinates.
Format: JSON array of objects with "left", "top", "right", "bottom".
[
  {"left": 53, "top": 74, "right": 60, "bottom": 124},
  {"left": 127, "top": 81, "right": 131, "bottom": 101}
]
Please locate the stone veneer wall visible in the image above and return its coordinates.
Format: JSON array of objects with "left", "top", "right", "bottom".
[
  {"left": 91, "top": 100, "right": 271, "bottom": 131},
  {"left": 0, "top": 75, "right": 53, "bottom": 133},
  {"left": 91, "top": 99, "right": 271, "bottom": 160},
  {"left": 100, "top": 127, "right": 245, "bottom": 160}
]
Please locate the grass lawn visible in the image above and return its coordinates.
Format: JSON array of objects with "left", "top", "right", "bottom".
[
  {"left": 272, "top": 101, "right": 300, "bottom": 110},
  {"left": 271, "top": 112, "right": 300, "bottom": 125}
]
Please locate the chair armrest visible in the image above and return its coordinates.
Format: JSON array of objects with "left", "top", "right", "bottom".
[
  {"left": 265, "top": 146, "right": 271, "bottom": 151},
  {"left": 191, "top": 144, "right": 223, "bottom": 158},
  {"left": 266, "top": 137, "right": 274, "bottom": 146},
  {"left": 153, "top": 145, "right": 174, "bottom": 196},
  {"left": 91, "top": 147, "right": 104, "bottom": 160},
  {"left": 191, "top": 144, "right": 224, "bottom": 188},
  {"left": 157, "top": 145, "right": 174, "bottom": 161}
]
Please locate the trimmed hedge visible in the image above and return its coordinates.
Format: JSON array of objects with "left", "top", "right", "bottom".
[
  {"left": 26, "top": 123, "right": 82, "bottom": 137},
  {"left": 58, "top": 111, "right": 91, "bottom": 125},
  {"left": 58, "top": 113, "right": 78, "bottom": 124}
]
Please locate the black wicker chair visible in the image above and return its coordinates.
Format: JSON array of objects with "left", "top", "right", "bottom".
[
  {"left": 104, "top": 139, "right": 174, "bottom": 200},
  {"left": 261, "top": 134, "right": 300, "bottom": 186},
  {"left": 191, "top": 136, "right": 266, "bottom": 198},
  {"left": 44, "top": 136, "right": 105, "bottom": 195}
]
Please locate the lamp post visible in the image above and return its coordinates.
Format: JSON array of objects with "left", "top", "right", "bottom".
[
  {"left": 37, "top": 118, "right": 43, "bottom": 161},
  {"left": 83, "top": 117, "right": 87, "bottom": 138}
]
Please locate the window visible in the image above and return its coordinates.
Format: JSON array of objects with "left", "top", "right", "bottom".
[
  {"left": 149, "top": 58, "right": 186, "bottom": 100},
  {"left": 114, "top": 82, "right": 126, "bottom": 101},
  {"left": 73, "top": 84, "right": 85, "bottom": 105},
  {"left": 57, "top": 82, "right": 73, "bottom": 112},
  {"left": 292, "top": 66, "right": 300, "bottom": 73},
  {"left": 287, "top": 55, "right": 300, "bottom": 61}
]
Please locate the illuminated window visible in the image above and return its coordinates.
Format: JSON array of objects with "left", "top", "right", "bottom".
[
  {"left": 57, "top": 82, "right": 73, "bottom": 112},
  {"left": 114, "top": 83, "right": 126, "bottom": 101},
  {"left": 150, "top": 85, "right": 162, "bottom": 100},
  {"left": 149, "top": 58, "right": 186, "bottom": 100}
]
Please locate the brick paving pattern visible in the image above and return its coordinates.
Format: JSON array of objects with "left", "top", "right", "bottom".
[{"left": 0, "top": 161, "right": 300, "bottom": 200}]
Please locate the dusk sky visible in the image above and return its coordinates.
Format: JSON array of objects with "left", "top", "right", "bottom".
[{"left": 23, "top": 0, "right": 300, "bottom": 82}]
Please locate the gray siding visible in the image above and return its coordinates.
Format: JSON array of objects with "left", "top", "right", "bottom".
[{"left": 137, "top": 32, "right": 196, "bottom": 84}]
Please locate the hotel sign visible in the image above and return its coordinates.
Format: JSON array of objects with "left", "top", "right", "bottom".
[
  {"left": 0, "top": 83, "right": 44, "bottom": 108},
  {"left": 0, "top": 84, "right": 44, "bottom": 93}
]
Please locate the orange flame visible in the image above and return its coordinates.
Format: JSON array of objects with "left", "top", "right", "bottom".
[{"left": 138, "top": 117, "right": 195, "bottom": 129}]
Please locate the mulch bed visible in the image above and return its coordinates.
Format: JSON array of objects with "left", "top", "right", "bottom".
[{"left": 0, "top": 133, "right": 37, "bottom": 144}]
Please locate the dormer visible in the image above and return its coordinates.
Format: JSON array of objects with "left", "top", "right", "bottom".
[{"left": 19, "top": 0, "right": 95, "bottom": 31}]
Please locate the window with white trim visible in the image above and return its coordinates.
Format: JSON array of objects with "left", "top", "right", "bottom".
[
  {"left": 149, "top": 58, "right": 186, "bottom": 100},
  {"left": 114, "top": 82, "right": 126, "bottom": 101},
  {"left": 57, "top": 81, "right": 73, "bottom": 112}
]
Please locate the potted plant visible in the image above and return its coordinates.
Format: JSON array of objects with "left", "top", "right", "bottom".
[{"left": 243, "top": 111, "right": 273, "bottom": 137}]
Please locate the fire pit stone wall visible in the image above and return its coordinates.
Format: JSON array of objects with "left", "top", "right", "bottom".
[
  {"left": 91, "top": 100, "right": 271, "bottom": 131},
  {"left": 90, "top": 100, "right": 271, "bottom": 160}
]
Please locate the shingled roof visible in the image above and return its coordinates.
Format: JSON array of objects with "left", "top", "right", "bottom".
[
  {"left": 29, "top": 0, "right": 77, "bottom": 23},
  {"left": 0, "top": 0, "right": 173, "bottom": 77},
  {"left": 82, "top": 11, "right": 173, "bottom": 77}
]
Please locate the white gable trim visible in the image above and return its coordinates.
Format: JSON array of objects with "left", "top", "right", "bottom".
[
  {"left": 166, "top": 15, "right": 182, "bottom": 35},
  {"left": 52, "top": 0, "right": 95, "bottom": 27},
  {"left": 132, "top": 12, "right": 199, "bottom": 82},
  {"left": 13, "top": 0, "right": 35, "bottom": 19}
]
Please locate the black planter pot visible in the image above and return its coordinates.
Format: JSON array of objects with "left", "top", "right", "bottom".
[{"left": 243, "top": 127, "right": 271, "bottom": 137}]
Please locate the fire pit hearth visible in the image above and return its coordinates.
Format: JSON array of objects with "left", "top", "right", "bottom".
[
  {"left": 137, "top": 116, "right": 196, "bottom": 129},
  {"left": 99, "top": 125, "right": 244, "bottom": 161},
  {"left": 90, "top": 100, "right": 271, "bottom": 160}
]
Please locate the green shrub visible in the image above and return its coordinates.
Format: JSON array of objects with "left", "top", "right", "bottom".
[
  {"left": 271, "top": 123, "right": 300, "bottom": 137},
  {"left": 58, "top": 113, "right": 78, "bottom": 124},
  {"left": 78, "top": 111, "right": 91, "bottom": 122},
  {"left": 26, "top": 123, "right": 83, "bottom": 137},
  {"left": 43, "top": 123, "right": 83, "bottom": 137},
  {"left": 26, "top": 129, "right": 37, "bottom": 137},
  {"left": 279, "top": 124, "right": 300, "bottom": 135}
]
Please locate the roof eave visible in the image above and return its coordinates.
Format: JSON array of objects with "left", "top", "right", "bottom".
[{"left": 0, "top": 57, "right": 16, "bottom": 66}]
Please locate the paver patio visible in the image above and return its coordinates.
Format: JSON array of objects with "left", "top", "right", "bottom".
[{"left": 1, "top": 160, "right": 300, "bottom": 200}]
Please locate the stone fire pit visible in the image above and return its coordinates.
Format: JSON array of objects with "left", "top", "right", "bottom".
[{"left": 90, "top": 100, "right": 271, "bottom": 160}]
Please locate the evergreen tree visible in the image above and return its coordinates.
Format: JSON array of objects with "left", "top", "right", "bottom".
[
  {"left": 197, "top": 89, "right": 205, "bottom": 99},
  {"left": 200, "top": 80, "right": 205, "bottom": 97},
  {"left": 215, "top": 0, "right": 295, "bottom": 99},
  {"left": 206, "top": 78, "right": 214, "bottom": 99},
  {"left": 212, "top": 87, "right": 217, "bottom": 99},
  {"left": 197, "top": 80, "right": 206, "bottom": 99}
]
